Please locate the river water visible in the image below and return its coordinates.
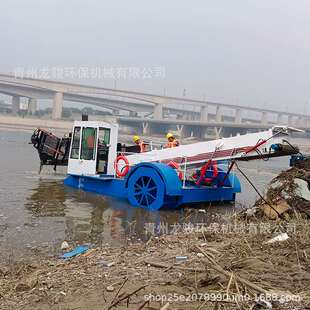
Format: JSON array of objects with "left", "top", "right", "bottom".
[{"left": 0, "top": 130, "right": 291, "bottom": 259}]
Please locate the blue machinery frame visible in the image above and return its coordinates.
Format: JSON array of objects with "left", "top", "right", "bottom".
[{"left": 64, "top": 162, "right": 241, "bottom": 211}]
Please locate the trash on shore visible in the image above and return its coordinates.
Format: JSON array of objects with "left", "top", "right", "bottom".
[
  {"left": 255, "top": 298, "right": 273, "bottom": 309},
  {"left": 98, "top": 260, "right": 115, "bottom": 267},
  {"left": 175, "top": 255, "right": 188, "bottom": 262},
  {"left": 14, "top": 272, "right": 38, "bottom": 292},
  {"left": 60, "top": 241, "right": 69, "bottom": 250},
  {"left": 248, "top": 158, "right": 310, "bottom": 219},
  {"left": 106, "top": 285, "right": 115, "bottom": 292},
  {"left": 59, "top": 245, "right": 89, "bottom": 259},
  {"left": 2, "top": 216, "right": 310, "bottom": 309},
  {"left": 264, "top": 233, "right": 289, "bottom": 244}
]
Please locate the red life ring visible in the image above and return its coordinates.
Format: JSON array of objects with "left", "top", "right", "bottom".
[
  {"left": 114, "top": 155, "right": 130, "bottom": 177},
  {"left": 195, "top": 160, "right": 218, "bottom": 186}
]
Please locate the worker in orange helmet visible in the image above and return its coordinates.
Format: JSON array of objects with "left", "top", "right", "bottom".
[
  {"left": 165, "top": 133, "right": 180, "bottom": 148},
  {"left": 133, "top": 135, "right": 148, "bottom": 153}
]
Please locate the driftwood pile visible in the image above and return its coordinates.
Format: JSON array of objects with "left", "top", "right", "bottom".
[{"left": 251, "top": 158, "right": 310, "bottom": 220}]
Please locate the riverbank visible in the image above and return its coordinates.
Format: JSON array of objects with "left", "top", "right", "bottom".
[
  {"left": 1, "top": 213, "right": 310, "bottom": 310},
  {"left": 0, "top": 115, "right": 72, "bottom": 134}
]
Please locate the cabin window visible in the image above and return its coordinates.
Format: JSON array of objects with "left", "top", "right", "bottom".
[
  {"left": 70, "top": 127, "right": 81, "bottom": 159},
  {"left": 98, "top": 127, "right": 110, "bottom": 145},
  {"left": 81, "top": 127, "right": 97, "bottom": 160}
]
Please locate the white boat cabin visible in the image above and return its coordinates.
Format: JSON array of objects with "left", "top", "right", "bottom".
[{"left": 67, "top": 121, "right": 118, "bottom": 176}]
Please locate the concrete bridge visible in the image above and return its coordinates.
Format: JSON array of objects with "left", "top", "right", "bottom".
[
  {"left": 117, "top": 116, "right": 310, "bottom": 140},
  {"left": 0, "top": 73, "right": 309, "bottom": 130}
]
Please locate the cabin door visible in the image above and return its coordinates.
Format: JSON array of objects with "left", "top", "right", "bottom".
[
  {"left": 68, "top": 126, "right": 98, "bottom": 175},
  {"left": 96, "top": 127, "right": 111, "bottom": 174}
]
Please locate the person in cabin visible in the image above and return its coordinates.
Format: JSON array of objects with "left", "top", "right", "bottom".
[
  {"left": 133, "top": 135, "right": 148, "bottom": 153},
  {"left": 165, "top": 133, "right": 179, "bottom": 148}
]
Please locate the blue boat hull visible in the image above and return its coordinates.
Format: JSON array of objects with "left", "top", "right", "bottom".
[{"left": 64, "top": 162, "right": 241, "bottom": 211}]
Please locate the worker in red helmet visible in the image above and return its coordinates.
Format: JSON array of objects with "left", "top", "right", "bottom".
[
  {"left": 165, "top": 133, "right": 179, "bottom": 148},
  {"left": 133, "top": 135, "right": 148, "bottom": 153}
]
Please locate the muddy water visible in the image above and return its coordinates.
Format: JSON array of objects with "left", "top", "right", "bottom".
[{"left": 0, "top": 130, "right": 291, "bottom": 258}]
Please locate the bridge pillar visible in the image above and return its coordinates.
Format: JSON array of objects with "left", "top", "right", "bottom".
[
  {"left": 276, "top": 113, "right": 285, "bottom": 124},
  {"left": 200, "top": 105, "right": 208, "bottom": 122},
  {"left": 154, "top": 102, "right": 163, "bottom": 119},
  {"left": 235, "top": 108, "right": 242, "bottom": 124},
  {"left": 297, "top": 116, "right": 305, "bottom": 127},
  {"left": 142, "top": 121, "right": 151, "bottom": 135},
  {"left": 182, "top": 126, "right": 194, "bottom": 139},
  {"left": 215, "top": 106, "right": 222, "bottom": 122},
  {"left": 176, "top": 124, "right": 184, "bottom": 138},
  {"left": 214, "top": 127, "right": 222, "bottom": 139},
  {"left": 261, "top": 111, "right": 268, "bottom": 125},
  {"left": 201, "top": 127, "right": 209, "bottom": 139},
  {"left": 304, "top": 118, "right": 310, "bottom": 127},
  {"left": 129, "top": 111, "right": 138, "bottom": 117},
  {"left": 288, "top": 115, "right": 294, "bottom": 126},
  {"left": 12, "top": 95, "right": 20, "bottom": 114},
  {"left": 27, "top": 98, "right": 37, "bottom": 115},
  {"left": 52, "top": 92, "right": 63, "bottom": 120}
]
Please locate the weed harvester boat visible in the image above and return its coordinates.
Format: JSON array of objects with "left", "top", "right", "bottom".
[{"left": 30, "top": 121, "right": 301, "bottom": 210}]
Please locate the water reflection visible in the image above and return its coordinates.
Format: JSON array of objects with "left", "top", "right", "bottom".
[
  {"left": 25, "top": 180, "right": 66, "bottom": 216},
  {"left": 25, "top": 179, "right": 237, "bottom": 247}
]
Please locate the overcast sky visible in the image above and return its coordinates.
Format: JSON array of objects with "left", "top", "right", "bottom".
[{"left": 0, "top": 0, "right": 310, "bottom": 113}]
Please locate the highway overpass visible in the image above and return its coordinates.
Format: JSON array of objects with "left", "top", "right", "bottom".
[{"left": 0, "top": 73, "right": 309, "bottom": 129}]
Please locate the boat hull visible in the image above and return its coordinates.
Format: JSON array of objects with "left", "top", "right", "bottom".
[{"left": 64, "top": 162, "right": 241, "bottom": 211}]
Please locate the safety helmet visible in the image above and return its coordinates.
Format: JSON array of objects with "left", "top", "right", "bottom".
[
  {"left": 166, "top": 133, "right": 174, "bottom": 139},
  {"left": 133, "top": 135, "right": 140, "bottom": 142}
]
